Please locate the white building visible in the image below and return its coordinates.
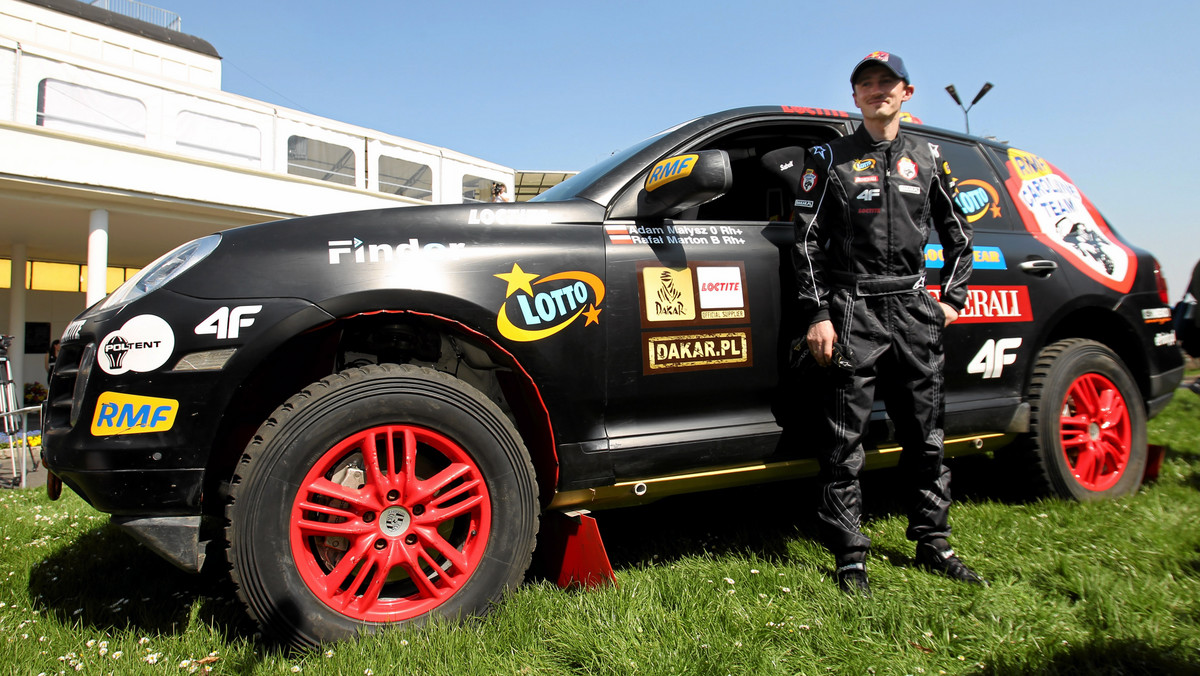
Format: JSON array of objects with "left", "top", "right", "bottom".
[{"left": 0, "top": 0, "right": 567, "bottom": 403}]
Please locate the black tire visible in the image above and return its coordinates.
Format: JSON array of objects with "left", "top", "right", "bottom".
[
  {"left": 226, "top": 364, "right": 538, "bottom": 648},
  {"left": 1011, "top": 338, "right": 1147, "bottom": 501}
]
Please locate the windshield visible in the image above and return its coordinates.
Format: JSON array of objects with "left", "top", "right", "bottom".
[{"left": 530, "top": 131, "right": 671, "bottom": 203}]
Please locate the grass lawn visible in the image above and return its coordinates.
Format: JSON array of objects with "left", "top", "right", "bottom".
[{"left": 2, "top": 387, "right": 1198, "bottom": 675}]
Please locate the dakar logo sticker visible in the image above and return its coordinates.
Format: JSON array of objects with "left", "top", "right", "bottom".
[
  {"left": 98, "top": 314, "right": 175, "bottom": 375},
  {"left": 495, "top": 263, "right": 604, "bottom": 342},
  {"left": 643, "top": 267, "right": 695, "bottom": 322},
  {"left": 802, "top": 168, "right": 817, "bottom": 192},
  {"left": 896, "top": 157, "right": 918, "bottom": 180}
]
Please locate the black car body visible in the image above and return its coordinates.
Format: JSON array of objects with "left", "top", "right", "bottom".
[{"left": 43, "top": 106, "right": 1184, "bottom": 646}]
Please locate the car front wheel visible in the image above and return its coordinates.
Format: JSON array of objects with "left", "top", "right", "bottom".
[{"left": 226, "top": 364, "right": 538, "bottom": 648}]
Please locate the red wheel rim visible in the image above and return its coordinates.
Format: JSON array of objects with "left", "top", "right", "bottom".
[
  {"left": 1058, "top": 373, "right": 1131, "bottom": 492},
  {"left": 289, "top": 425, "right": 491, "bottom": 622}
]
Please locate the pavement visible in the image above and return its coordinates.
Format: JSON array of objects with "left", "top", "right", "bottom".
[{"left": 0, "top": 441, "right": 46, "bottom": 490}]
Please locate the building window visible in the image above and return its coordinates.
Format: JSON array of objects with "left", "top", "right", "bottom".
[
  {"left": 0, "top": 259, "right": 139, "bottom": 293},
  {"left": 176, "top": 111, "right": 262, "bottom": 165},
  {"left": 462, "top": 174, "right": 493, "bottom": 203},
  {"left": 36, "top": 78, "right": 147, "bottom": 141},
  {"left": 287, "top": 135, "right": 356, "bottom": 186},
  {"left": 378, "top": 156, "right": 433, "bottom": 201}
]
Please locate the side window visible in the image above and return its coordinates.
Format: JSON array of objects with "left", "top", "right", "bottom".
[
  {"left": 462, "top": 174, "right": 492, "bottom": 203},
  {"left": 920, "top": 136, "right": 1017, "bottom": 232},
  {"left": 37, "top": 79, "right": 146, "bottom": 142},
  {"left": 378, "top": 156, "right": 433, "bottom": 201},
  {"left": 287, "top": 136, "right": 356, "bottom": 186},
  {"left": 680, "top": 122, "right": 845, "bottom": 222}
]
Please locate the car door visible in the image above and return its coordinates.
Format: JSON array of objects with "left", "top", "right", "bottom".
[{"left": 600, "top": 118, "right": 847, "bottom": 479}]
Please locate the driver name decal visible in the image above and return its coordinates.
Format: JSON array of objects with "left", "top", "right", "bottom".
[
  {"left": 495, "top": 263, "right": 604, "bottom": 342},
  {"left": 1002, "top": 148, "right": 1136, "bottom": 292}
]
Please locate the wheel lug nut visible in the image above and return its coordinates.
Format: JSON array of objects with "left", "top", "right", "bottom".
[
  {"left": 405, "top": 534, "right": 418, "bottom": 545},
  {"left": 363, "top": 512, "right": 375, "bottom": 523},
  {"left": 386, "top": 490, "right": 400, "bottom": 502},
  {"left": 411, "top": 504, "right": 424, "bottom": 516},
  {"left": 374, "top": 539, "right": 387, "bottom": 550}
]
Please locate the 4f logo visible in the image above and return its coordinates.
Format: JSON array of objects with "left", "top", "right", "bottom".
[
  {"left": 968, "top": 338, "right": 1021, "bottom": 379},
  {"left": 195, "top": 306, "right": 262, "bottom": 340},
  {"left": 856, "top": 188, "right": 880, "bottom": 202}
]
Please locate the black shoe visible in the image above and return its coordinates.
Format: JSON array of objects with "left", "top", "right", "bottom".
[
  {"left": 915, "top": 542, "right": 987, "bottom": 586},
  {"left": 834, "top": 562, "right": 871, "bottom": 596}
]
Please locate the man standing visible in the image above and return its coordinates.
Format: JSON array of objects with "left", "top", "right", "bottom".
[{"left": 767, "top": 51, "right": 983, "bottom": 594}]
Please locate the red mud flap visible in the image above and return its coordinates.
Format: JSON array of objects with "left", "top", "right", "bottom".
[
  {"left": 537, "top": 510, "right": 617, "bottom": 589},
  {"left": 1143, "top": 444, "right": 1166, "bottom": 483}
]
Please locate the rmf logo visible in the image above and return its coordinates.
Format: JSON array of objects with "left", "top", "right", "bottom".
[
  {"left": 495, "top": 264, "right": 604, "bottom": 342},
  {"left": 91, "top": 392, "right": 178, "bottom": 436}
]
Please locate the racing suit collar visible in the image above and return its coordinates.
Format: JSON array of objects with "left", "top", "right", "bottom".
[{"left": 854, "top": 123, "right": 904, "bottom": 151}]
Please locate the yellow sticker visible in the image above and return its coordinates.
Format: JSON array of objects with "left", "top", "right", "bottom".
[
  {"left": 91, "top": 392, "right": 178, "bottom": 436},
  {"left": 643, "top": 267, "right": 696, "bottom": 322},
  {"left": 1007, "top": 148, "right": 1052, "bottom": 181},
  {"left": 645, "top": 154, "right": 698, "bottom": 192}
]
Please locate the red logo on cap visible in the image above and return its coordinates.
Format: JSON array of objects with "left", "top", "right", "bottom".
[{"left": 865, "top": 51, "right": 890, "bottom": 62}]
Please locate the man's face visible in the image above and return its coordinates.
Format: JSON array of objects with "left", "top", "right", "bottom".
[{"left": 852, "top": 65, "right": 914, "bottom": 120}]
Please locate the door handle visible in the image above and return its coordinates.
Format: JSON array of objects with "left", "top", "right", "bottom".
[{"left": 1019, "top": 259, "right": 1058, "bottom": 276}]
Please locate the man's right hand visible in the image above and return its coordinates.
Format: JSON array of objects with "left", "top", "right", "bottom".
[{"left": 806, "top": 320, "right": 838, "bottom": 367}]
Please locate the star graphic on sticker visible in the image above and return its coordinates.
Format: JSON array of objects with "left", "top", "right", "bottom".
[
  {"left": 495, "top": 263, "right": 539, "bottom": 297},
  {"left": 583, "top": 304, "right": 602, "bottom": 326}
]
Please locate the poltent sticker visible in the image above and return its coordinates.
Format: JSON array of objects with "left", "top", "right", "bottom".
[
  {"left": 97, "top": 314, "right": 175, "bottom": 375},
  {"left": 1002, "top": 148, "right": 1136, "bottom": 292}
]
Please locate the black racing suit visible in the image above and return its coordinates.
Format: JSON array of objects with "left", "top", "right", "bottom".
[{"left": 764, "top": 124, "right": 973, "bottom": 565}]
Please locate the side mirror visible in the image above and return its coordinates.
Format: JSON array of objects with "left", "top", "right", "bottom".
[{"left": 609, "top": 149, "right": 732, "bottom": 220}]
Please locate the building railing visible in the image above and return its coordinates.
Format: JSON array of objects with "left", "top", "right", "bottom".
[{"left": 88, "top": 0, "right": 181, "bottom": 32}]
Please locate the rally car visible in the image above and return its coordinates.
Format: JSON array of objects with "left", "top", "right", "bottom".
[{"left": 43, "top": 106, "right": 1184, "bottom": 647}]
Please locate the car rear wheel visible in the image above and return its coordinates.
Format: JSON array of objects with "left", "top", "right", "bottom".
[
  {"left": 226, "top": 364, "right": 538, "bottom": 648},
  {"left": 1015, "top": 338, "right": 1147, "bottom": 501}
]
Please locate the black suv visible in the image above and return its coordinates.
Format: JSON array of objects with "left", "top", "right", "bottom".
[{"left": 43, "top": 106, "right": 1184, "bottom": 647}]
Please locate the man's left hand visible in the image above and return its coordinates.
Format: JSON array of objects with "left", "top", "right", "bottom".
[{"left": 938, "top": 302, "right": 959, "bottom": 328}]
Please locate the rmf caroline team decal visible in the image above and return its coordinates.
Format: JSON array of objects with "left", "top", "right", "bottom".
[
  {"left": 1001, "top": 148, "right": 1136, "bottom": 292},
  {"left": 495, "top": 263, "right": 604, "bottom": 342}
]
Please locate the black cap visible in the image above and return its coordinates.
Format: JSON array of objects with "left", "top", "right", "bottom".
[{"left": 851, "top": 51, "right": 910, "bottom": 85}]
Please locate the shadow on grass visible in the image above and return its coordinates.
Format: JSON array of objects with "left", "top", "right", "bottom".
[
  {"left": 983, "top": 636, "right": 1200, "bottom": 675},
  {"left": 26, "top": 522, "right": 260, "bottom": 644}
]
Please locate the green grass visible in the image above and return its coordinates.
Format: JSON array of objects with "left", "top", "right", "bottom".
[{"left": 3, "top": 388, "right": 1199, "bottom": 675}]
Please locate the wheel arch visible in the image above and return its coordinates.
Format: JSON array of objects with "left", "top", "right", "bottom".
[
  {"left": 203, "top": 306, "right": 558, "bottom": 516},
  {"left": 1037, "top": 302, "right": 1150, "bottom": 408}
]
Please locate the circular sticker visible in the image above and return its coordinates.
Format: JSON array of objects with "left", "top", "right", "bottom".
[
  {"left": 98, "top": 314, "right": 175, "bottom": 375},
  {"left": 897, "top": 157, "right": 918, "bottom": 180}
]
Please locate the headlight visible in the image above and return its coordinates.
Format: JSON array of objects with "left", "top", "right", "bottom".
[{"left": 99, "top": 234, "right": 221, "bottom": 312}]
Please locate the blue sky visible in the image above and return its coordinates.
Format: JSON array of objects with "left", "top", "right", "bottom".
[{"left": 167, "top": 0, "right": 1199, "bottom": 295}]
